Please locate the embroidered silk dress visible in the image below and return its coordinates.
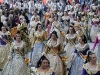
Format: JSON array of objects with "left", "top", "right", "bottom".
[
  {"left": 0, "top": 31, "right": 11, "bottom": 69},
  {"left": 69, "top": 43, "right": 90, "bottom": 75},
  {"left": 45, "top": 39, "right": 63, "bottom": 75},
  {"left": 31, "top": 30, "right": 46, "bottom": 66},
  {"left": 82, "top": 63, "right": 100, "bottom": 75},
  {"left": 2, "top": 41, "right": 30, "bottom": 75}
]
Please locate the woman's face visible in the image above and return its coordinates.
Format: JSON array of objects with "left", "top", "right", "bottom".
[
  {"left": 38, "top": 25, "right": 42, "bottom": 31},
  {"left": 64, "top": 12, "right": 67, "bottom": 16},
  {"left": 41, "top": 60, "right": 49, "bottom": 69},
  {"left": 54, "top": 17, "right": 58, "bottom": 21},
  {"left": 90, "top": 54, "right": 97, "bottom": 63},
  {"left": 16, "top": 34, "right": 21, "bottom": 42},
  {"left": 51, "top": 33, "right": 57, "bottom": 39},
  {"left": 2, "top": 27, "right": 7, "bottom": 33},
  {"left": 78, "top": 37, "right": 83, "bottom": 43},
  {"left": 69, "top": 27, "right": 74, "bottom": 34}
]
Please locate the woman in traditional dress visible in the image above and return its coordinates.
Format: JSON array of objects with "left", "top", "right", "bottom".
[
  {"left": 44, "top": 8, "right": 51, "bottom": 26},
  {"left": 82, "top": 51, "right": 100, "bottom": 75},
  {"left": 31, "top": 23, "right": 47, "bottom": 67},
  {"left": 45, "top": 31, "right": 63, "bottom": 75},
  {"left": 31, "top": 55, "right": 55, "bottom": 75},
  {"left": 69, "top": 35, "right": 90, "bottom": 75},
  {"left": 64, "top": 26, "right": 77, "bottom": 74},
  {"left": 46, "top": 13, "right": 54, "bottom": 38},
  {"left": 50, "top": 16, "right": 64, "bottom": 46},
  {"left": 90, "top": 15, "right": 100, "bottom": 42},
  {"left": 88, "top": 9, "right": 94, "bottom": 31},
  {"left": 61, "top": 11, "right": 70, "bottom": 34},
  {"left": 29, "top": 17, "right": 41, "bottom": 43},
  {"left": 2, "top": 32, "right": 30, "bottom": 75},
  {"left": 68, "top": 8, "right": 75, "bottom": 23},
  {"left": 0, "top": 26, "right": 11, "bottom": 70}
]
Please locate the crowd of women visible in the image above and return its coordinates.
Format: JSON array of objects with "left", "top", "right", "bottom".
[{"left": 0, "top": 0, "right": 100, "bottom": 75}]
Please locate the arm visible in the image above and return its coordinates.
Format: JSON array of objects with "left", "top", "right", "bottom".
[{"left": 92, "top": 36, "right": 98, "bottom": 50}]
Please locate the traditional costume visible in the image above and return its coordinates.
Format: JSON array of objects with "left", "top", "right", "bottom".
[
  {"left": 31, "top": 30, "right": 46, "bottom": 66},
  {"left": 45, "top": 39, "right": 63, "bottom": 75}
]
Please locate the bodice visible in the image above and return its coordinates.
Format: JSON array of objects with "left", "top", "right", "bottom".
[
  {"left": 10, "top": 41, "right": 27, "bottom": 56},
  {"left": 32, "top": 30, "right": 46, "bottom": 45},
  {"left": 65, "top": 34, "right": 77, "bottom": 44},
  {"left": 33, "top": 68, "right": 55, "bottom": 75},
  {"left": 62, "top": 16, "right": 70, "bottom": 21},
  {"left": 92, "top": 18, "right": 100, "bottom": 25},
  {"left": 83, "top": 63, "right": 100, "bottom": 75},
  {"left": 75, "top": 43, "right": 90, "bottom": 55},
  {"left": 45, "top": 39, "right": 62, "bottom": 55}
]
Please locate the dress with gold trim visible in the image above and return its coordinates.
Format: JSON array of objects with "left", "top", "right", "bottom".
[
  {"left": 82, "top": 63, "right": 100, "bottom": 75},
  {"left": 31, "top": 30, "right": 46, "bottom": 66},
  {"left": 45, "top": 39, "right": 63, "bottom": 75},
  {"left": 32, "top": 68, "right": 55, "bottom": 75},
  {"left": 2, "top": 41, "right": 30, "bottom": 75},
  {"left": 0, "top": 31, "right": 11, "bottom": 69}
]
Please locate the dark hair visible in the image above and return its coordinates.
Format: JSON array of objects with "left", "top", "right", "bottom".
[
  {"left": 35, "top": 23, "right": 43, "bottom": 31},
  {"left": 36, "top": 55, "right": 50, "bottom": 68},
  {"left": 67, "top": 26, "right": 76, "bottom": 34},
  {"left": 14, "top": 31, "right": 22, "bottom": 40},
  {"left": 80, "top": 35, "right": 87, "bottom": 43},
  {"left": 85, "top": 51, "right": 95, "bottom": 63},
  {"left": 1, "top": 25, "right": 8, "bottom": 31}
]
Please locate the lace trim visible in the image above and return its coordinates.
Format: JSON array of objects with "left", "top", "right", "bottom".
[{"left": 83, "top": 63, "right": 100, "bottom": 74}]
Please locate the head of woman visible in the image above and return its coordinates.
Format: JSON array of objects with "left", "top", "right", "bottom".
[
  {"left": 64, "top": 11, "right": 68, "bottom": 16},
  {"left": 34, "top": 17, "right": 39, "bottom": 22},
  {"left": 1, "top": 26, "right": 7, "bottom": 33},
  {"left": 50, "top": 13, "right": 54, "bottom": 18},
  {"left": 67, "top": 26, "right": 75, "bottom": 34},
  {"left": 35, "top": 23, "right": 43, "bottom": 31},
  {"left": 36, "top": 56, "right": 50, "bottom": 69},
  {"left": 15, "top": 32, "right": 22, "bottom": 42},
  {"left": 78, "top": 35, "right": 87, "bottom": 44},
  {"left": 85, "top": 51, "right": 97, "bottom": 64},
  {"left": 50, "top": 31, "right": 58, "bottom": 40},
  {"left": 94, "top": 15, "right": 98, "bottom": 19},
  {"left": 54, "top": 16, "right": 58, "bottom": 21}
]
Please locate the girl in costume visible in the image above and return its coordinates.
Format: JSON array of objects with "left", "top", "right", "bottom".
[
  {"left": 45, "top": 31, "right": 63, "bottom": 75},
  {"left": 90, "top": 15, "right": 100, "bottom": 42},
  {"left": 31, "top": 23, "right": 47, "bottom": 67},
  {"left": 69, "top": 35, "right": 90, "bottom": 75},
  {"left": 2, "top": 32, "right": 30, "bottom": 75},
  {"left": 0, "top": 26, "right": 11, "bottom": 70},
  {"left": 82, "top": 51, "right": 100, "bottom": 75}
]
